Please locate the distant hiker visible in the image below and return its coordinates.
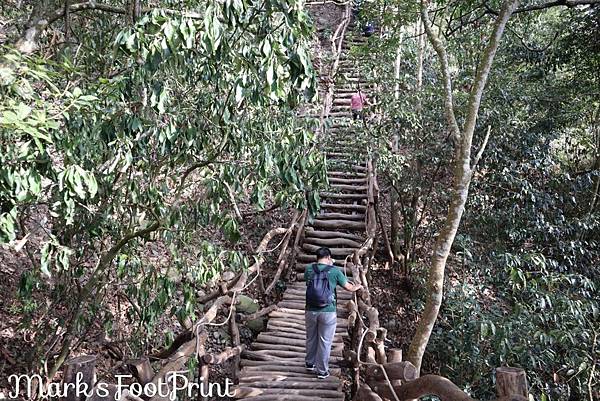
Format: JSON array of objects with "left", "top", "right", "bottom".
[
  {"left": 305, "top": 247, "right": 362, "bottom": 379},
  {"left": 350, "top": 89, "right": 369, "bottom": 122}
]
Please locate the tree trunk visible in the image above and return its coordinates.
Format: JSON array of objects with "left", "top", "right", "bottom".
[
  {"left": 16, "top": 0, "right": 50, "bottom": 54},
  {"left": 415, "top": 18, "right": 425, "bottom": 114},
  {"left": 390, "top": 33, "right": 405, "bottom": 267},
  {"left": 407, "top": 0, "right": 520, "bottom": 373}
]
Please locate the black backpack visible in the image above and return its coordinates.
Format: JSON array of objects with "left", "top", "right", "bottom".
[{"left": 306, "top": 264, "right": 335, "bottom": 308}]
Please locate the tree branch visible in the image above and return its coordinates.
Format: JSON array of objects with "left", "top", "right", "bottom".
[
  {"left": 15, "top": 1, "right": 127, "bottom": 53},
  {"left": 470, "top": 124, "right": 491, "bottom": 173},
  {"left": 420, "top": 0, "right": 462, "bottom": 144},
  {"left": 462, "top": 0, "right": 519, "bottom": 171},
  {"left": 484, "top": 0, "right": 598, "bottom": 15}
]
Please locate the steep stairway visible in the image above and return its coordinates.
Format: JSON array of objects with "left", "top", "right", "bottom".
[{"left": 232, "top": 19, "right": 372, "bottom": 401}]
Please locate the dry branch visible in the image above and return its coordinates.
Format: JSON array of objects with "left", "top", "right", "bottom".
[
  {"left": 203, "top": 345, "right": 245, "bottom": 365},
  {"left": 240, "top": 305, "right": 279, "bottom": 322}
]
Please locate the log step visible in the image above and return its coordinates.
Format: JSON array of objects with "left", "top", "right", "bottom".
[
  {"left": 320, "top": 203, "right": 367, "bottom": 212},
  {"left": 234, "top": 386, "right": 344, "bottom": 398},
  {"left": 310, "top": 219, "right": 366, "bottom": 230},
  {"left": 236, "top": 380, "right": 341, "bottom": 390},
  {"left": 328, "top": 177, "right": 367, "bottom": 185},
  {"left": 240, "top": 375, "right": 340, "bottom": 384},
  {"left": 303, "top": 236, "right": 363, "bottom": 248},
  {"left": 304, "top": 227, "right": 365, "bottom": 241},
  {"left": 329, "top": 184, "right": 368, "bottom": 192},
  {"left": 295, "top": 272, "right": 355, "bottom": 281},
  {"left": 320, "top": 192, "right": 367, "bottom": 200},
  {"left": 327, "top": 171, "right": 366, "bottom": 178},
  {"left": 302, "top": 243, "right": 357, "bottom": 256},
  {"left": 316, "top": 212, "right": 365, "bottom": 221},
  {"left": 257, "top": 332, "right": 346, "bottom": 343}
]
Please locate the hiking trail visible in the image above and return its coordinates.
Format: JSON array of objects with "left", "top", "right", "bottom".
[{"left": 232, "top": 11, "right": 373, "bottom": 401}]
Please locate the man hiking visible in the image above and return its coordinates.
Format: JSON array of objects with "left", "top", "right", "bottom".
[{"left": 304, "top": 247, "right": 363, "bottom": 379}]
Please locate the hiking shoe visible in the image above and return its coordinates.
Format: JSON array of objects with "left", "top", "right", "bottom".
[
  {"left": 305, "top": 363, "right": 315, "bottom": 372},
  {"left": 317, "top": 371, "right": 330, "bottom": 379}
]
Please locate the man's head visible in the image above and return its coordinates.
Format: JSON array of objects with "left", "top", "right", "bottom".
[{"left": 316, "top": 247, "right": 333, "bottom": 265}]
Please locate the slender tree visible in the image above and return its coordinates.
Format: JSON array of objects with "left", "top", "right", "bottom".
[{"left": 406, "top": 0, "right": 520, "bottom": 373}]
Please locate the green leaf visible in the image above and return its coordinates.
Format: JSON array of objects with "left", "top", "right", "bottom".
[
  {"left": 266, "top": 63, "right": 274, "bottom": 85},
  {"left": 40, "top": 243, "right": 52, "bottom": 277}
]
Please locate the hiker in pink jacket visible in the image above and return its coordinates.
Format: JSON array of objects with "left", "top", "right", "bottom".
[{"left": 350, "top": 90, "right": 370, "bottom": 122}]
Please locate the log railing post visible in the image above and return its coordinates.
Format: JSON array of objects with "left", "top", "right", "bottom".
[
  {"left": 196, "top": 342, "right": 208, "bottom": 401},
  {"left": 495, "top": 367, "right": 528, "bottom": 399},
  {"left": 229, "top": 305, "right": 241, "bottom": 383},
  {"left": 126, "top": 356, "right": 154, "bottom": 385},
  {"left": 387, "top": 349, "right": 403, "bottom": 387},
  {"left": 62, "top": 355, "right": 97, "bottom": 401}
]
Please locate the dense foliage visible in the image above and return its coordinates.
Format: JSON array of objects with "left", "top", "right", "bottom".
[
  {"left": 1, "top": 0, "right": 325, "bottom": 376},
  {"left": 351, "top": 1, "right": 599, "bottom": 399}
]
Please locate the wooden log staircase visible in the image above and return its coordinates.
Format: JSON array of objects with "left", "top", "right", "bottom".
[{"left": 232, "top": 7, "right": 375, "bottom": 401}]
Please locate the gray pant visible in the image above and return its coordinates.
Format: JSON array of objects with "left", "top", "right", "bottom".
[{"left": 305, "top": 311, "right": 337, "bottom": 374}]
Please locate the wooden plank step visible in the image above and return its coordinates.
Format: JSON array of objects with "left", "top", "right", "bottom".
[
  {"left": 297, "top": 255, "right": 353, "bottom": 268},
  {"left": 329, "top": 184, "right": 368, "bottom": 192},
  {"left": 296, "top": 252, "right": 355, "bottom": 265},
  {"left": 242, "top": 349, "right": 345, "bottom": 362},
  {"left": 303, "top": 236, "right": 363, "bottom": 248},
  {"left": 234, "top": 387, "right": 344, "bottom": 398},
  {"left": 304, "top": 227, "right": 365, "bottom": 241},
  {"left": 280, "top": 296, "right": 352, "bottom": 307},
  {"left": 281, "top": 288, "right": 353, "bottom": 300},
  {"left": 276, "top": 302, "right": 351, "bottom": 315},
  {"left": 235, "top": 380, "right": 341, "bottom": 390},
  {"left": 265, "top": 324, "right": 348, "bottom": 338},
  {"left": 326, "top": 151, "right": 354, "bottom": 158},
  {"left": 296, "top": 252, "right": 317, "bottom": 263},
  {"left": 240, "top": 359, "right": 343, "bottom": 370},
  {"left": 319, "top": 192, "right": 367, "bottom": 200},
  {"left": 320, "top": 203, "right": 367, "bottom": 212},
  {"left": 302, "top": 243, "right": 357, "bottom": 256},
  {"left": 239, "top": 375, "right": 339, "bottom": 384},
  {"left": 234, "top": 393, "right": 343, "bottom": 401},
  {"left": 251, "top": 343, "right": 343, "bottom": 356},
  {"left": 281, "top": 294, "right": 353, "bottom": 306},
  {"left": 266, "top": 318, "right": 348, "bottom": 331},
  {"left": 328, "top": 177, "right": 366, "bottom": 184},
  {"left": 263, "top": 324, "right": 310, "bottom": 336},
  {"left": 239, "top": 368, "right": 340, "bottom": 379},
  {"left": 267, "top": 313, "right": 351, "bottom": 326},
  {"left": 295, "top": 271, "right": 355, "bottom": 281},
  {"left": 257, "top": 332, "right": 345, "bottom": 343},
  {"left": 310, "top": 219, "right": 365, "bottom": 230},
  {"left": 327, "top": 170, "right": 367, "bottom": 178},
  {"left": 295, "top": 257, "right": 354, "bottom": 268},
  {"left": 316, "top": 212, "right": 365, "bottom": 221}
]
